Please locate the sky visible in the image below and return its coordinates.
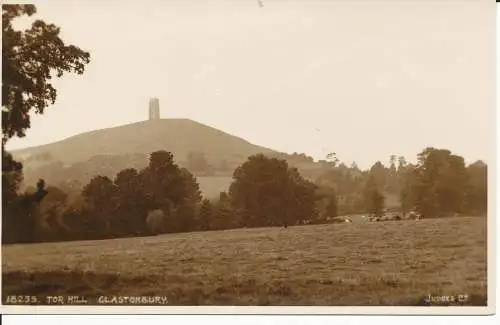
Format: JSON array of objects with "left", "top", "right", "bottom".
[{"left": 5, "top": 0, "right": 496, "bottom": 169}]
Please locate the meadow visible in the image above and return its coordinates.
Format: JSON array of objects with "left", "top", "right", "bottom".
[
  {"left": 2, "top": 216, "right": 487, "bottom": 306},
  {"left": 197, "top": 176, "right": 233, "bottom": 199}
]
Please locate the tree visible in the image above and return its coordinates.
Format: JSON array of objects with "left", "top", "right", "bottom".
[
  {"left": 2, "top": 4, "right": 91, "bottom": 143},
  {"left": 2, "top": 4, "right": 90, "bottom": 243},
  {"left": 114, "top": 168, "right": 148, "bottom": 235},
  {"left": 439, "top": 154, "right": 469, "bottom": 214},
  {"left": 229, "top": 154, "right": 316, "bottom": 228},
  {"left": 369, "top": 161, "right": 387, "bottom": 191},
  {"left": 2, "top": 148, "right": 25, "bottom": 243},
  {"left": 389, "top": 155, "right": 397, "bottom": 172},
  {"left": 386, "top": 155, "right": 399, "bottom": 193},
  {"left": 175, "top": 168, "right": 202, "bottom": 232},
  {"left": 316, "top": 165, "right": 356, "bottom": 197},
  {"left": 350, "top": 162, "right": 360, "bottom": 172},
  {"left": 465, "top": 161, "right": 487, "bottom": 215},
  {"left": 61, "top": 194, "right": 89, "bottom": 240},
  {"left": 140, "top": 151, "right": 202, "bottom": 232},
  {"left": 370, "top": 189, "right": 385, "bottom": 217},
  {"left": 286, "top": 167, "right": 317, "bottom": 225},
  {"left": 363, "top": 175, "right": 385, "bottom": 217},
  {"left": 39, "top": 185, "right": 69, "bottom": 238},
  {"left": 397, "top": 156, "right": 407, "bottom": 171},
  {"left": 314, "top": 185, "right": 338, "bottom": 221},
  {"left": 197, "top": 199, "right": 214, "bottom": 230},
  {"left": 2, "top": 149, "right": 23, "bottom": 209},
  {"left": 141, "top": 151, "right": 184, "bottom": 208},
  {"left": 326, "top": 152, "right": 340, "bottom": 167},
  {"left": 3, "top": 178, "right": 48, "bottom": 243},
  {"left": 81, "top": 176, "right": 118, "bottom": 235},
  {"left": 324, "top": 193, "right": 338, "bottom": 219},
  {"left": 213, "top": 192, "right": 236, "bottom": 230},
  {"left": 412, "top": 148, "right": 468, "bottom": 218},
  {"left": 399, "top": 163, "right": 417, "bottom": 216}
]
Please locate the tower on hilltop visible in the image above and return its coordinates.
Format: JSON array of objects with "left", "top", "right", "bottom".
[{"left": 149, "top": 97, "right": 160, "bottom": 120}]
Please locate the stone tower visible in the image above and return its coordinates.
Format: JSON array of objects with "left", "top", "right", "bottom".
[{"left": 148, "top": 97, "right": 160, "bottom": 120}]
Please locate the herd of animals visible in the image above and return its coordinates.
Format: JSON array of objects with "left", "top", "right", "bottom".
[
  {"left": 329, "top": 211, "right": 424, "bottom": 224},
  {"left": 145, "top": 209, "right": 425, "bottom": 234}
]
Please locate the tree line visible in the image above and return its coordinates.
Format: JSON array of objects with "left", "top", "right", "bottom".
[
  {"left": 3, "top": 146, "right": 487, "bottom": 244},
  {"left": 2, "top": 150, "right": 330, "bottom": 243},
  {"left": 309, "top": 151, "right": 486, "bottom": 219}
]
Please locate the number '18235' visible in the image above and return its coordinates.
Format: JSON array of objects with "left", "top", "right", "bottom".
[{"left": 5, "top": 295, "right": 38, "bottom": 304}]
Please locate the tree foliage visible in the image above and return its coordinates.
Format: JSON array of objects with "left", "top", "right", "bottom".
[
  {"left": 313, "top": 185, "right": 338, "bottom": 222},
  {"left": 363, "top": 175, "right": 385, "bottom": 217},
  {"left": 212, "top": 192, "right": 235, "bottom": 230},
  {"left": 2, "top": 4, "right": 90, "bottom": 243},
  {"left": 465, "top": 161, "right": 487, "bottom": 215},
  {"left": 114, "top": 168, "right": 148, "bottom": 234},
  {"left": 2, "top": 4, "right": 91, "bottom": 143},
  {"left": 2, "top": 178, "right": 48, "bottom": 243},
  {"left": 229, "top": 154, "right": 316, "bottom": 227},
  {"left": 197, "top": 199, "right": 214, "bottom": 231},
  {"left": 82, "top": 175, "right": 118, "bottom": 233},
  {"left": 72, "top": 151, "right": 203, "bottom": 238},
  {"left": 399, "top": 148, "right": 473, "bottom": 218}
]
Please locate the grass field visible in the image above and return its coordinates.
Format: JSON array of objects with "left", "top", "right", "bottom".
[
  {"left": 197, "top": 176, "right": 233, "bottom": 199},
  {"left": 2, "top": 216, "right": 487, "bottom": 306}
]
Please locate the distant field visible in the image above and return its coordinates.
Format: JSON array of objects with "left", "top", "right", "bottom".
[
  {"left": 197, "top": 176, "right": 233, "bottom": 199},
  {"left": 2, "top": 216, "right": 487, "bottom": 306}
]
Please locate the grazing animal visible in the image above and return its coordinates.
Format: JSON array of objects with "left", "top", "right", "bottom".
[
  {"left": 407, "top": 211, "right": 423, "bottom": 220},
  {"left": 382, "top": 214, "right": 400, "bottom": 221},
  {"left": 331, "top": 217, "right": 351, "bottom": 224}
]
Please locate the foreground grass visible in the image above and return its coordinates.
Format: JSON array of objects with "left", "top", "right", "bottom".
[{"left": 2, "top": 216, "right": 487, "bottom": 306}]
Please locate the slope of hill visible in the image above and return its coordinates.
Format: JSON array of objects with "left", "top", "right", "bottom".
[{"left": 12, "top": 119, "right": 277, "bottom": 166}]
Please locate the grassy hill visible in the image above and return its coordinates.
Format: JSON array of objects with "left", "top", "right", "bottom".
[
  {"left": 11, "top": 119, "right": 281, "bottom": 196},
  {"left": 12, "top": 118, "right": 277, "bottom": 166},
  {"left": 2, "top": 216, "right": 487, "bottom": 305}
]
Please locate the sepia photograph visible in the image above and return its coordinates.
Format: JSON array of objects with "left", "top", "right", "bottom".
[{"left": 1, "top": 0, "right": 496, "bottom": 314}]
